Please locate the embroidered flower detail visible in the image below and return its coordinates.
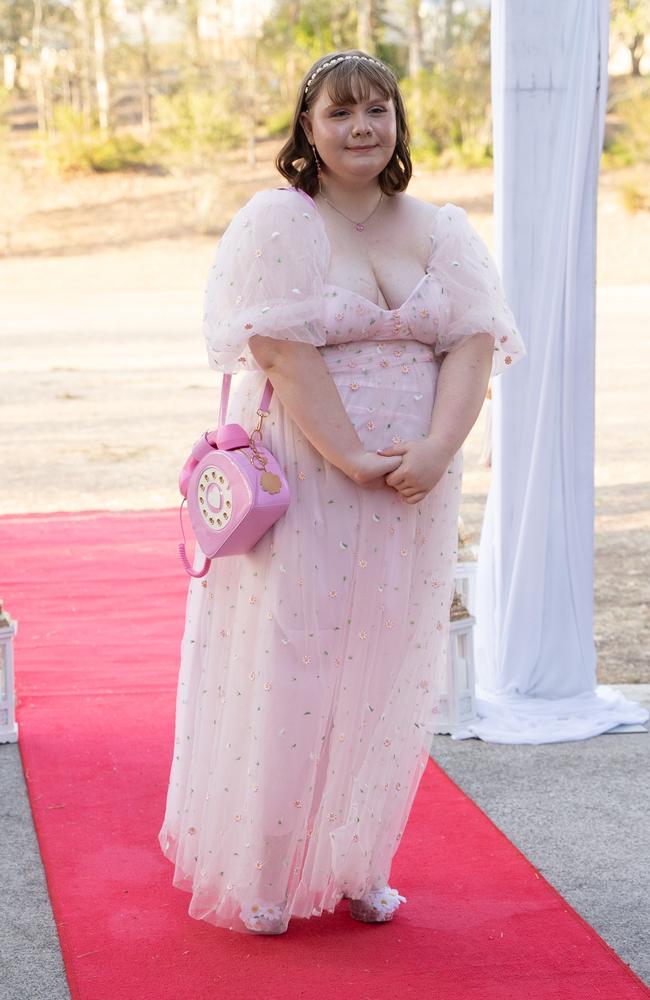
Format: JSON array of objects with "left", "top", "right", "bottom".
[
  {"left": 383, "top": 737, "right": 392, "bottom": 747},
  {"left": 436, "top": 621, "right": 443, "bottom": 631},
  {"left": 298, "top": 470, "right": 306, "bottom": 480},
  {"left": 255, "top": 860, "right": 264, "bottom": 870},
  {"left": 393, "top": 349, "right": 403, "bottom": 357},
  {"left": 302, "top": 655, "right": 312, "bottom": 664},
  {"left": 388, "top": 527, "right": 396, "bottom": 535},
  {"left": 400, "top": 547, "right": 408, "bottom": 556},
  {"left": 294, "top": 799, "right": 303, "bottom": 807},
  {"left": 392, "top": 435, "right": 402, "bottom": 444},
  {"left": 244, "top": 322, "right": 254, "bottom": 330},
  {"left": 419, "top": 679, "right": 429, "bottom": 690},
  {"left": 384, "top": 619, "right": 393, "bottom": 629},
  {"left": 264, "top": 681, "right": 272, "bottom": 691},
  {"left": 500, "top": 334, "right": 508, "bottom": 343},
  {"left": 234, "top": 813, "right": 242, "bottom": 821},
  {"left": 329, "top": 589, "right": 337, "bottom": 598},
  {"left": 266, "top": 611, "right": 273, "bottom": 620},
  {"left": 358, "top": 559, "right": 367, "bottom": 568},
  {"left": 505, "top": 355, "right": 512, "bottom": 365},
  {"left": 367, "top": 420, "right": 376, "bottom": 430},
  {"left": 395, "top": 782, "right": 401, "bottom": 791},
  {"left": 352, "top": 833, "right": 359, "bottom": 843},
  {"left": 188, "top": 826, "right": 197, "bottom": 835},
  {"left": 401, "top": 365, "right": 410, "bottom": 374},
  {"left": 298, "top": 577, "right": 304, "bottom": 586},
  {"left": 359, "top": 629, "right": 368, "bottom": 639},
  {"left": 328, "top": 811, "right": 336, "bottom": 821},
  {"left": 338, "top": 733, "right": 345, "bottom": 741},
  {"left": 335, "top": 312, "right": 344, "bottom": 321},
  {"left": 249, "top": 595, "right": 257, "bottom": 604},
  {"left": 349, "top": 382, "right": 360, "bottom": 390},
  {"left": 379, "top": 359, "right": 389, "bottom": 368},
  {"left": 254, "top": 249, "right": 262, "bottom": 258},
  {"left": 419, "top": 308, "right": 430, "bottom": 318},
  {"left": 249, "top": 670, "right": 256, "bottom": 680}
]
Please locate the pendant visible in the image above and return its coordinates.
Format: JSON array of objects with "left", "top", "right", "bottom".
[
  {"left": 355, "top": 223, "right": 365, "bottom": 232},
  {"left": 260, "top": 470, "right": 282, "bottom": 494}
]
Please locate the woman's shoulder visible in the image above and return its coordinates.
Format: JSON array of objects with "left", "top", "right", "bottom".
[
  {"left": 396, "top": 192, "right": 466, "bottom": 230},
  {"left": 239, "top": 186, "right": 317, "bottom": 219}
]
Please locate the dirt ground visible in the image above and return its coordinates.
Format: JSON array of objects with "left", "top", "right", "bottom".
[{"left": 0, "top": 144, "right": 648, "bottom": 683}]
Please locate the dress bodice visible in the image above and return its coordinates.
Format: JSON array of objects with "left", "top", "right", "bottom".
[{"left": 321, "top": 272, "right": 442, "bottom": 346}]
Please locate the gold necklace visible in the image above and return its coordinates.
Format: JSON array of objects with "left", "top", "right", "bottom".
[{"left": 320, "top": 191, "right": 384, "bottom": 232}]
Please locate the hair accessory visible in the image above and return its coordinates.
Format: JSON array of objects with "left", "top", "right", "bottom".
[
  {"left": 178, "top": 375, "right": 290, "bottom": 578},
  {"left": 304, "top": 54, "right": 386, "bottom": 94}
]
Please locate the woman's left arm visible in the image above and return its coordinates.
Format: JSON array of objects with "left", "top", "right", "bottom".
[{"left": 378, "top": 331, "right": 493, "bottom": 504}]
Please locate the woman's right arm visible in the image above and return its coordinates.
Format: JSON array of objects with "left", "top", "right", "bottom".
[{"left": 249, "top": 335, "right": 401, "bottom": 487}]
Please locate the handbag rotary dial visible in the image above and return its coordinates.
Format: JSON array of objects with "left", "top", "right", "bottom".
[{"left": 198, "top": 467, "right": 232, "bottom": 530}]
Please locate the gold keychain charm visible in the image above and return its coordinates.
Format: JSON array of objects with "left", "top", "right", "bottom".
[
  {"left": 260, "top": 470, "right": 282, "bottom": 494},
  {"left": 248, "top": 412, "right": 282, "bottom": 494}
]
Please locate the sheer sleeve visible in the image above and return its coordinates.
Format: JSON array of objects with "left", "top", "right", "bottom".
[
  {"left": 202, "top": 188, "right": 330, "bottom": 373},
  {"left": 428, "top": 204, "right": 526, "bottom": 375}
]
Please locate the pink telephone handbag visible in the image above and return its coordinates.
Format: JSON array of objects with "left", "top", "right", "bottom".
[{"left": 178, "top": 374, "right": 290, "bottom": 578}]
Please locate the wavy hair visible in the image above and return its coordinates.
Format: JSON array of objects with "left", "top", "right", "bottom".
[{"left": 276, "top": 50, "right": 412, "bottom": 197}]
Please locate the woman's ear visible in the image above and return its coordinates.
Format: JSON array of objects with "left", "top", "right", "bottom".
[{"left": 299, "top": 111, "right": 314, "bottom": 145}]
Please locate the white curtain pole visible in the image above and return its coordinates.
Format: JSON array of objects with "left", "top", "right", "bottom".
[{"left": 454, "top": 0, "right": 649, "bottom": 744}]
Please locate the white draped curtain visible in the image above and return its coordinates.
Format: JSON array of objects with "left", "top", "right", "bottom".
[{"left": 454, "top": 0, "right": 649, "bottom": 743}]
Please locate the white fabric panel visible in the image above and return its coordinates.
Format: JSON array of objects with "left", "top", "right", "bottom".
[{"left": 458, "top": 0, "right": 649, "bottom": 743}]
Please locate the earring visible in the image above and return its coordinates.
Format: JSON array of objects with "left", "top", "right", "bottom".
[{"left": 311, "top": 143, "right": 322, "bottom": 192}]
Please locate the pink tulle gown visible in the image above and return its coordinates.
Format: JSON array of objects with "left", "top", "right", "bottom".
[{"left": 158, "top": 187, "right": 525, "bottom": 932}]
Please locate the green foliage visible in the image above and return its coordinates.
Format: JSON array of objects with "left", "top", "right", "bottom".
[
  {"left": 619, "top": 182, "right": 650, "bottom": 212},
  {"left": 44, "top": 106, "right": 150, "bottom": 174},
  {"left": 151, "top": 85, "right": 245, "bottom": 162},
  {"left": 264, "top": 105, "right": 294, "bottom": 139},
  {"left": 602, "top": 91, "right": 650, "bottom": 168}
]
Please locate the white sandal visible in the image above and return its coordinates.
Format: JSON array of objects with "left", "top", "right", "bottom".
[
  {"left": 347, "top": 885, "right": 407, "bottom": 923},
  {"left": 239, "top": 898, "right": 290, "bottom": 934}
]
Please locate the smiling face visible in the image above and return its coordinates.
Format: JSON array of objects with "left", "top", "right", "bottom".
[{"left": 300, "top": 76, "right": 397, "bottom": 187}]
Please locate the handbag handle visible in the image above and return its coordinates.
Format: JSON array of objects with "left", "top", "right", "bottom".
[{"left": 219, "top": 373, "right": 274, "bottom": 428}]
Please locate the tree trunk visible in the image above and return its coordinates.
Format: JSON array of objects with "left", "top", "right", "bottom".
[
  {"left": 138, "top": 5, "right": 153, "bottom": 139},
  {"left": 90, "top": 0, "right": 110, "bottom": 131},
  {"left": 629, "top": 32, "right": 644, "bottom": 76},
  {"left": 357, "top": 0, "right": 374, "bottom": 54},
  {"left": 408, "top": 0, "right": 424, "bottom": 136},
  {"left": 31, "top": 0, "right": 47, "bottom": 134}
]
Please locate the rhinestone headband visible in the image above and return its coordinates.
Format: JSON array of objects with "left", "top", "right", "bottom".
[{"left": 304, "top": 54, "right": 386, "bottom": 94}]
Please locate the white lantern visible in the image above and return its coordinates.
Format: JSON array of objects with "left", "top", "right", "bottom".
[
  {"left": 432, "top": 590, "right": 479, "bottom": 735},
  {"left": 0, "top": 600, "right": 19, "bottom": 744}
]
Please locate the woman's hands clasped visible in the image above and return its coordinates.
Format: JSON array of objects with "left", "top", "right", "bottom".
[{"left": 377, "top": 438, "right": 452, "bottom": 504}]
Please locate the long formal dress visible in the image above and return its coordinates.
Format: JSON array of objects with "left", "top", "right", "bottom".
[{"left": 158, "top": 186, "right": 525, "bottom": 932}]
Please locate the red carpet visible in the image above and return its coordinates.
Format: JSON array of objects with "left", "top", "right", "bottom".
[{"left": 2, "top": 508, "right": 648, "bottom": 1000}]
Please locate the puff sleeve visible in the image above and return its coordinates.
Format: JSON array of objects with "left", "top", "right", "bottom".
[
  {"left": 203, "top": 188, "right": 330, "bottom": 373},
  {"left": 428, "top": 204, "right": 526, "bottom": 375}
]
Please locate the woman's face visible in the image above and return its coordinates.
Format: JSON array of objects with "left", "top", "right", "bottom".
[{"left": 300, "top": 80, "right": 397, "bottom": 186}]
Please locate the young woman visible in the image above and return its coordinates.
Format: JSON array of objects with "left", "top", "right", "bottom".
[{"left": 158, "top": 49, "right": 525, "bottom": 935}]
